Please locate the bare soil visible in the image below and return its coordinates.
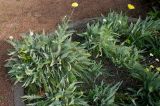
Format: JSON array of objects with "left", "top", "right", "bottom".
[{"left": 0, "top": 0, "right": 144, "bottom": 105}]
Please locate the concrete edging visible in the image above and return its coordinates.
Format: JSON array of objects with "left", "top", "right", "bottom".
[{"left": 13, "top": 83, "right": 25, "bottom": 106}]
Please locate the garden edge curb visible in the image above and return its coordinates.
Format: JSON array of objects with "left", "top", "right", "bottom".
[{"left": 13, "top": 83, "right": 25, "bottom": 106}]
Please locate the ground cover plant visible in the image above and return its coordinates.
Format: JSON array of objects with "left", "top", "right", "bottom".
[
  {"left": 82, "top": 12, "right": 160, "bottom": 106},
  {"left": 5, "top": 9, "right": 160, "bottom": 106}
]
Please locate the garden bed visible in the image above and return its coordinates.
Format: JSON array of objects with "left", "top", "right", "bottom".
[
  {"left": 1, "top": 1, "right": 143, "bottom": 105},
  {"left": 0, "top": 1, "right": 158, "bottom": 106},
  {"left": 6, "top": 11, "right": 160, "bottom": 106},
  {"left": 11, "top": 16, "right": 139, "bottom": 106}
]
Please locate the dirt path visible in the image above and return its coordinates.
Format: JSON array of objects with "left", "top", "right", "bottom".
[{"left": 0, "top": 0, "right": 143, "bottom": 105}]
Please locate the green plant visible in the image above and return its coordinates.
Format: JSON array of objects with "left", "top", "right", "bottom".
[
  {"left": 148, "top": 8, "right": 160, "bottom": 20},
  {"left": 84, "top": 21, "right": 142, "bottom": 69},
  {"left": 6, "top": 18, "right": 108, "bottom": 106},
  {"left": 83, "top": 12, "right": 129, "bottom": 57},
  {"left": 100, "top": 26, "right": 142, "bottom": 69},
  {"left": 102, "top": 12, "right": 128, "bottom": 34},
  {"left": 101, "top": 18, "right": 160, "bottom": 105},
  {"left": 83, "top": 12, "right": 160, "bottom": 106},
  {"left": 83, "top": 22, "right": 102, "bottom": 57},
  {"left": 114, "top": 61, "right": 160, "bottom": 106},
  {"left": 128, "top": 70, "right": 160, "bottom": 106},
  {"left": 5, "top": 19, "right": 92, "bottom": 92},
  {"left": 90, "top": 12, "right": 160, "bottom": 57},
  {"left": 125, "top": 18, "right": 160, "bottom": 56},
  {"left": 86, "top": 81, "right": 121, "bottom": 106},
  {"left": 22, "top": 76, "right": 88, "bottom": 106},
  {"left": 102, "top": 13, "right": 160, "bottom": 57}
]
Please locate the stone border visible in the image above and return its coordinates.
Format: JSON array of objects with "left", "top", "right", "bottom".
[{"left": 13, "top": 83, "right": 25, "bottom": 106}]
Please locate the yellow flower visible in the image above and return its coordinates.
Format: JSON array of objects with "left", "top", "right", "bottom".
[
  {"left": 72, "top": 2, "right": 79, "bottom": 8},
  {"left": 128, "top": 4, "right": 135, "bottom": 10}
]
